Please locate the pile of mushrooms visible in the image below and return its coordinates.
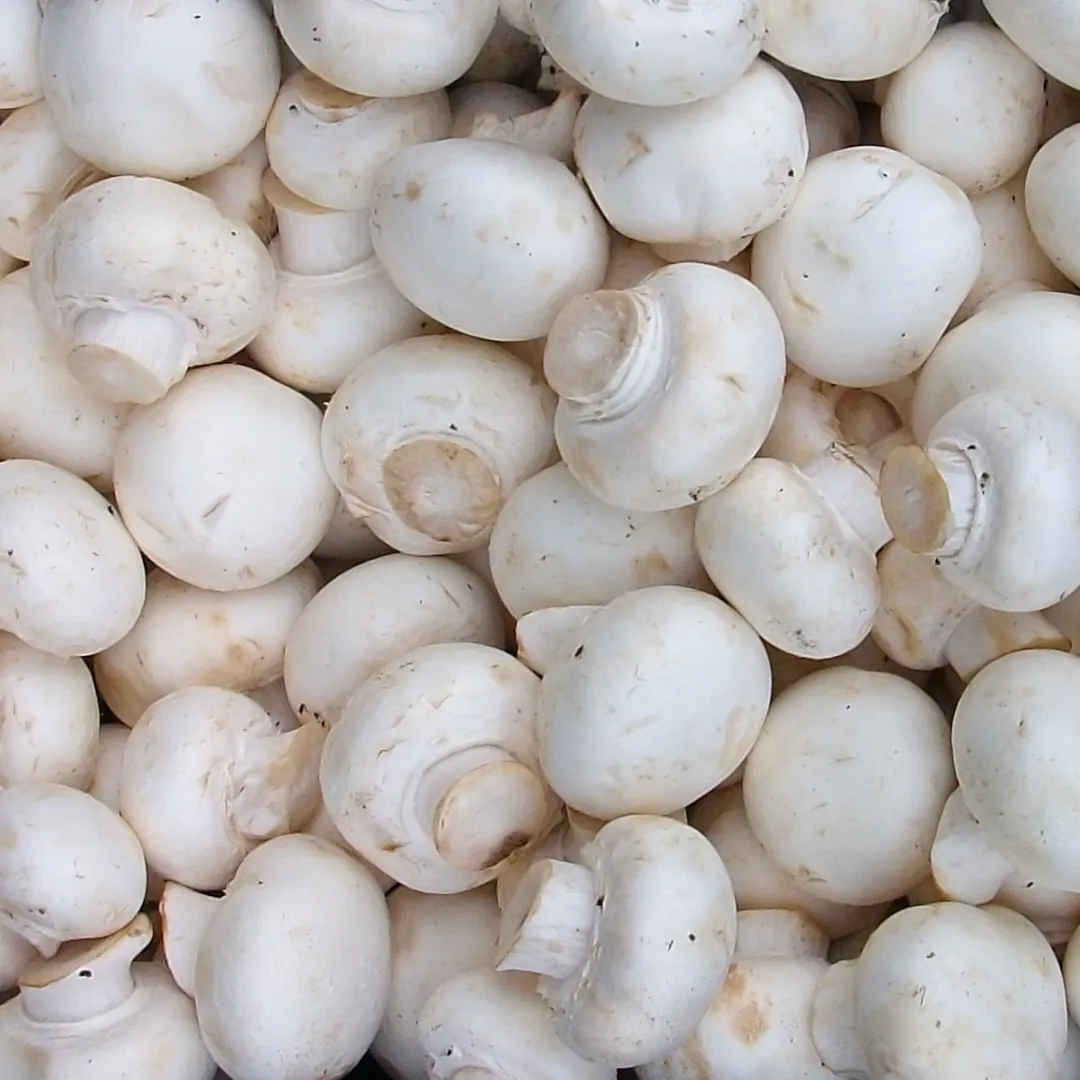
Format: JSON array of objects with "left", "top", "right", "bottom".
[{"left": 8, "top": 1, "right": 1080, "bottom": 1079}]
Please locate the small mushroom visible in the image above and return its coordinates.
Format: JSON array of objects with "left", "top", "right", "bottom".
[
  {"left": 495, "top": 814, "right": 737, "bottom": 1068},
  {"left": 1, "top": 914, "right": 214, "bottom": 1080},
  {"left": 113, "top": 364, "right": 338, "bottom": 591},
  {"left": 265, "top": 70, "right": 451, "bottom": 212},
  {"left": 30, "top": 176, "right": 277, "bottom": 404},
  {"left": 248, "top": 172, "right": 427, "bottom": 394},
  {"left": 0, "top": 459, "right": 146, "bottom": 657},
  {"left": 120, "top": 686, "right": 325, "bottom": 891},
  {"left": 0, "top": 633, "right": 98, "bottom": 790},
  {"left": 743, "top": 666, "right": 955, "bottom": 905},
  {"left": 538, "top": 585, "right": 772, "bottom": 820},
  {"left": 321, "top": 334, "right": 556, "bottom": 554},
  {"left": 372, "top": 886, "right": 501, "bottom": 1080},
  {"left": 273, "top": 0, "right": 498, "bottom": 98},
  {"left": 544, "top": 262, "right": 786, "bottom": 512},
  {"left": 573, "top": 60, "right": 807, "bottom": 260},
  {"left": 284, "top": 553, "right": 505, "bottom": 728},
  {"left": 38, "top": 0, "right": 280, "bottom": 180},
  {"left": 94, "top": 562, "right": 321, "bottom": 727},
  {"left": 751, "top": 145, "right": 983, "bottom": 387},
  {"left": 370, "top": 138, "right": 609, "bottom": 341},
  {"left": 0, "top": 783, "right": 146, "bottom": 957},
  {"left": 185, "top": 134, "right": 275, "bottom": 244},
  {"left": 0, "top": 0, "right": 41, "bottom": 109},
  {"left": 320, "top": 642, "right": 559, "bottom": 894}
]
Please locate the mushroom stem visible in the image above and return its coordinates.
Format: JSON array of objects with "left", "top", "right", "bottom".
[
  {"left": 543, "top": 287, "right": 670, "bottom": 421},
  {"left": 454, "top": 1070, "right": 497, "bottom": 1080},
  {"left": 417, "top": 745, "right": 551, "bottom": 873},
  {"left": 810, "top": 959, "right": 871, "bottom": 1078},
  {"left": 495, "top": 857, "right": 596, "bottom": 980},
  {"left": 0, "top": 913, "right": 61, "bottom": 959},
  {"left": 68, "top": 306, "right": 198, "bottom": 404},
  {"left": 18, "top": 914, "right": 152, "bottom": 1023},
  {"left": 800, "top": 443, "right": 892, "bottom": 552},
  {"left": 160, "top": 882, "right": 222, "bottom": 998},
  {"left": 943, "top": 608, "right": 1070, "bottom": 682},
  {"left": 733, "top": 909, "right": 829, "bottom": 959},
  {"left": 879, "top": 443, "right": 979, "bottom": 556},
  {"left": 930, "top": 788, "right": 1013, "bottom": 905}
]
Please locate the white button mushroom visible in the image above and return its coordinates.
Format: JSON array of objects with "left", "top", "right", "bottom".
[
  {"left": 0, "top": 101, "right": 102, "bottom": 262},
  {"left": 544, "top": 262, "right": 786, "bottom": 512},
  {"left": 264, "top": 70, "right": 451, "bottom": 213},
  {"left": 982, "top": 0, "right": 1080, "bottom": 92},
  {"left": 880, "top": 391, "right": 1080, "bottom": 612},
  {"left": 185, "top": 134, "right": 276, "bottom": 245},
  {"left": 273, "top": 0, "right": 498, "bottom": 98},
  {"left": 30, "top": 177, "right": 277, "bottom": 405},
  {"left": 538, "top": 585, "right": 772, "bottom": 820},
  {"left": 743, "top": 667, "right": 955, "bottom": 906},
  {"left": 0, "top": 268, "right": 131, "bottom": 489},
  {"left": 113, "top": 364, "right": 338, "bottom": 592},
  {"left": 751, "top": 146, "right": 984, "bottom": 387},
  {"left": 880, "top": 23, "right": 1046, "bottom": 195},
  {"left": 0, "top": 0, "right": 41, "bottom": 109},
  {"left": 488, "top": 462, "right": 709, "bottom": 618},
  {"left": 190, "top": 834, "right": 391, "bottom": 1080},
  {"left": 693, "top": 452, "right": 885, "bottom": 659},
  {"left": 321, "top": 334, "right": 556, "bottom": 554},
  {"left": 0, "top": 783, "right": 146, "bottom": 957},
  {"left": 248, "top": 173, "right": 427, "bottom": 394},
  {"left": 373, "top": 886, "right": 501, "bottom": 1080},
  {"left": 283, "top": 553, "right": 505, "bottom": 728},
  {"left": 0, "top": 634, "right": 98, "bottom": 790},
  {"left": 810, "top": 902, "right": 1068, "bottom": 1080},
  {"left": 0, "top": 459, "right": 146, "bottom": 658},
  {"left": 38, "top": 0, "right": 280, "bottom": 181},
  {"left": 321, "top": 642, "right": 559, "bottom": 893},
  {"left": 94, "top": 562, "right": 321, "bottom": 727},
  {"left": 417, "top": 969, "right": 615, "bottom": 1080},
  {"left": 370, "top": 138, "right": 609, "bottom": 341},
  {"left": 120, "top": 686, "right": 325, "bottom": 891},
  {"left": 496, "top": 814, "right": 738, "bottom": 1068},
  {"left": 760, "top": 0, "right": 947, "bottom": 81},
  {"left": 573, "top": 60, "right": 808, "bottom": 262},
  {"left": 525, "top": 0, "right": 763, "bottom": 107}
]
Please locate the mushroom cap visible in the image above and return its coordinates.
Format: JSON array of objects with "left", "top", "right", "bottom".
[
  {"left": 539, "top": 585, "right": 771, "bottom": 819},
  {"left": 982, "top": 0, "right": 1080, "bottom": 91},
  {"left": 0, "top": 0, "right": 42, "bottom": 109}
]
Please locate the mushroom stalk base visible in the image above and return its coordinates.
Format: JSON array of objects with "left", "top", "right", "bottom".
[
  {"left": 801, "top": 443, "right": 891, "bottom": 553},
  {"left": 810, "top": 960, "right": 870, "bottom": 1079},
  {"left": 273, "top": 203, "right": 373, "bottom": 276},
  {"left": 496, "top": 858, "right": 595, "bottom": 980}
]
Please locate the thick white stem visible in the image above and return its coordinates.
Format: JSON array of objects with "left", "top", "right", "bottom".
[
  {"left": 931, "top": 788, "right": 1013, "bottom": 905},
  {"left": 801, "top": 443, "right": 891, "bottom": 552},
  {"left": 810, "top": 960, "right": 871, "bottom": 1079},
  {"left": 943, "top": 608, "right": 1070, "bottom": 683},
  {"left": 734, "top": 909, "right": 829, "bottom": 960},
  {"left": 160, "top": 882, "right": 222, "bottom": 998},
  {"left": 274, "top": 203, "right": 373, "bottom": 275},
  {"left": 515, "top": 606, "right": 600, "bottom": 676}
]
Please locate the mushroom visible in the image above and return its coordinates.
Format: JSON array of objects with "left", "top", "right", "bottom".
[
  {"left": 94, "top": 561, "right": 321, "bottom": 727},
  {"left": 573, "top": 60, "right": 807, "bottom": 262},
  {"left": 283, "top": 552, "right": 504, "bottom": 728},
  {"left": 880, "top": 22, "right": 1046, "bottom": 195},
  {"left": 0, "top": 459, "right": 146, "bottom": 658},
  {"left": 759, "top": 0, "right": 946, "bottom": 81},
  {"left": 321, "top": 642, "right": 559, "bottom": 894},
  {"left": 0, "top": 914, "right": 215, "bottom": 1080},
  {"left": 113, "top": 364, "right": 338, "bottom": 591},
  {"left": 120, "top": 686, "right": 325, "bottom": 891},
  {"left": 185, "top": 134, "right": 276, "bottom": 244},
  {"left": 370, "top": 138, "right": 608, "bottom": 341},
  {"left": 1026, "top": 123, "right": 1080, "bottom": 288},
  {"left": 981, "top": 0, "right": 1080, "bottom": 92},
  {"left": 0, "top": 783, "right": 146, "bottom": 957},
  {"left": 488, "top": 462, "right": 710, "bottom": 618},
  {"left": 418, "top": 969, "right": 614, "bottom": 1080},
  {"left": 320, "top": 334, "right": 556, "bottom": 555},
  {"left": 538, "top": 585, "right": 772, "bottom": 820},
  {"left": 742, "top": 666, "right": 955, "bottom": 906},
  {"left": 515, "top": 606, "right": 601, "bottom": 677},
  {"left": 0, "top": 268, "right": 131, "bottom": 488},
  {"left": 0, "top": 100, "right": 102, "bottom": 261},
  {"left": 248, "top": 173, "right": 427, "bottom": 394},
  {"left": 0, "top": 0, "right": 40, "bottom": 109},
  {"left": 30, "top": 176, "right": 277, "bottom": 405},
  {"left": 879, "top": 390, "right": 1080, "bottom": 612},
  {"left": 38, "top": 0, "right": 280, "bottom": 180},
  {"left": 273, "top": 0, "right": 498, "bottom": 98},
  {"left": 183, "top": 834, "right": 392, "bottom": 1080},
  {"left": 524, "top": 0, "right": 763, "bottom": 106},
  {"left": 810, "top": 902, "right": 1068, "bottom": 1080},
  {"left": 751, "top": 146, "right": 983, "bottom": 387},
  {"left": 543, "top": 262, "right": 786, "bottom": 512},
  {"left": 640, "top": 910, "right": 835, "bottom": 1080},
  {"left": 495, "top": 814, "right": 738, "bottom": 1067},
  {"left": 372, "top": 886, "right": 501, "bottom": 1080},
  {"left": 0, "top": 633, "right": 98, "bottom": 790},
  {"left": 264, "top": 70, "right": 451, "bottom": 212},
  {"left": 693, "top": 450, "right": 887, "bottom": 660}
]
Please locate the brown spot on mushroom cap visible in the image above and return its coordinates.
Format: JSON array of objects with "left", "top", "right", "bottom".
[
  {"left": 716, "top": 962, "right": 770, "bottom": 1046},
  {"left": 405, "top": 180, "right": 423, "bottom": 201}
]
